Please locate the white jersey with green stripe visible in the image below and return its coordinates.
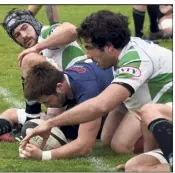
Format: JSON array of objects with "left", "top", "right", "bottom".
[
  {"left": 112, "top": 37, "right": 172, "bottom": 110},
  {"left": 38, "top": 24, "right": 87, "bottom": 69}
]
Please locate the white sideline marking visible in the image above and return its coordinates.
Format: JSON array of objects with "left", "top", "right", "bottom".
[
  {"left": 88, "top": 157, "right": 116, "bottom": 172},
  {"left": 0, "top": 87, "right": 24, "bottom": 108}
]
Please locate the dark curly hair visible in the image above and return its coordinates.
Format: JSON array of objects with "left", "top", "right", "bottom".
[{"left": 77, "top": 10, "right": 131, "bottom": 50}]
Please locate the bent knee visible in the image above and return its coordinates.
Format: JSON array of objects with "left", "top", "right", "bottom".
[
  {"left": 101, "top": 134, "right": 112, "bottom": 146},
  {"left": 111, "top": 139, "right": 133, "bottom": 154},
  {"left": 140, "top": 104, "right": 155, "bottom": 114}
]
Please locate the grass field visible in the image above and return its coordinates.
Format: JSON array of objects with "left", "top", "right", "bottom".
[{"left": 0, "top": 5, "right": 172, "bottom": 172}]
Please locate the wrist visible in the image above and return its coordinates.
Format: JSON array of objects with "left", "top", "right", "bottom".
[
  {"left": 35, "top": 43, "right": 44, "bottom": 52},
  {"left": 42, "top": 151, "right": 52, "bottom": 160},
  {"left": 47, "top": 119, "right": 54, "bottom": 128}
]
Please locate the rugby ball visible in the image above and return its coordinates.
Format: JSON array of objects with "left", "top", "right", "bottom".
[
  {"left": 21, "top": 119, "right": 68, "bottom": 150},
  {"left": 158, "top": 15, "right": 172, "bottom": 34}
]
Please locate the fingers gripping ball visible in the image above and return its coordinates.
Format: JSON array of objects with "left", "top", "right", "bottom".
[{"left": 21, "top": 119, "right": 68, "bottom": 150}]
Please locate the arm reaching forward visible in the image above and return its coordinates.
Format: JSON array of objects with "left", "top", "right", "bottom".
[{"left": 20, "top": 84, "right": 130, "bottom": 148}]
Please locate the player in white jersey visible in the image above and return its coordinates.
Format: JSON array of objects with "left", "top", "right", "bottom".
[
  {"left": 20, "top": 10, "right": 172, "bottom": 164},
  {"left": 112, "top": 36, "right": 172, "bottom": 110},
  {"left": 2, "top": 8, "right": 86, "bottom": 109},
  {"left": 2, "top": 8, "right": 86, "bottom": 71}
]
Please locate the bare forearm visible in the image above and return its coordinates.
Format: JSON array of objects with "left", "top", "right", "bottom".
[
  {"left": 51, "top": 139, "right": 92, "bottom": 159},
  {"left": 36, "top": 23, "right": 77, "bottom": 51},
  {"left": 48, "top": 98, "right": 104, "bottom": 128},
  {"left": 47, "top": 84, "right": 130, "bottom": 128}
]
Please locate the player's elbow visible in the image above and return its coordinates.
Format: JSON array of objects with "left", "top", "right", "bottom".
[
  {"left": 80, "top": 144, "right": 93, "bottom": 156},
  {"left": 21, "top": 53, "right": 45, "bottom": 69},
  {"left": 97, "top": 102, "right": 111, "bottom": 116},
  {"left": 63, "top": 22, "right": 77, "bottom": 38},
  {"left": 77, "top": 139, "right": 95, "bottom": 156}
]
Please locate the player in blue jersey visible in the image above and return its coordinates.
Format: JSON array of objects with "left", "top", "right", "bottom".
[{"left": 1, "top": 61, "right": 113, "bottom": 160}]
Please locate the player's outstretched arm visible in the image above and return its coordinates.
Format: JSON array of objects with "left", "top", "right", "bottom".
[
  {"left": 21, "top": 84, "right": 130, "bottom": 148},
  {"left": 51, "top": 118, "right": 102, "bottom": 159},
  {"left": 20, "top": 118, "right": 101, "bottom": 160}
]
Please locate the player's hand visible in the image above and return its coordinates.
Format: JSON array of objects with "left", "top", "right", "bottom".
[
  {"left": 19, "top": 143, "right": 42, "bottom": 160},
  {"left": 18, "top": 45, "right": 39, "bottom": 67},
  {"left": 20, "top": 121, "right": 52, "bottom": 150}
]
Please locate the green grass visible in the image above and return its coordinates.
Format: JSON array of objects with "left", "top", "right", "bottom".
[
  {"left": 0, "top": 5, "right": 172, "bottom": 172},
  {"left": 0, "top": 141, "right": 133, "bottom": 172}
]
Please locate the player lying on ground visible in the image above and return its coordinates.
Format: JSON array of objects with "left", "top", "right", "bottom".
[
  {"left": 1, "top": 60, "right": 113, "bottom": 160},
  {"left": 20, "top": 10, "right": 172, "bottom": 163},
  {"left": 1, "top": 8, "right": 86, "bottom": 128}
]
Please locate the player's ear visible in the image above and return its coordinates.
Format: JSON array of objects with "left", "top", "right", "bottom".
[
  {"left": 105, "top": 43, "right": 114, "bottom": 54},
  {"left": 108, "top": 44, "right": 114, "bottom": 53},
  {"left": 56, "top": 83, "right": 63, "bottom": 92}
]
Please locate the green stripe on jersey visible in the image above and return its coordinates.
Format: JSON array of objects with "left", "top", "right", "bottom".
[
  {"left": 62, "top": 46, "right": 84, "bottom": 69},
  {"left": 148, "top": 73, "right": 172, "bottom": 102},
  {"left": 156, "top": 86, "right": 172, "bottom": 104},
  {"left": 117, "top": 50, "right": 141, "bottom": 68},
  {"left": 41, "top": 24, "right": 58, "bottom": 39}
]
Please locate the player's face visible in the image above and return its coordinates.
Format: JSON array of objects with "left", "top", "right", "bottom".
[
  {"left": 38, "top": 91, "right": 67, "bottom": 108},
  {"left": 13, "top": 23, "right": 37, "bottom": 48},
  {"left": 84, "top": 40, "right": 116, "bottom": 70}
]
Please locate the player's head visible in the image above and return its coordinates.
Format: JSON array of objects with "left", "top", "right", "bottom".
[
  {"left": 24, "top": 62, "right": 67, "bottom": 108},
  {"left": 77, "top": 10, "right": 131, "bottom": 69},
  {"left": 2, "top": 8, "right": 42, "bottom": 48}
]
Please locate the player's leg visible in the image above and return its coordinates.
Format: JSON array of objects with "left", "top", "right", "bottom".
[
  {"left": 132, "top": 5, "right": 147, "bottom": 38},
  {"left": 139, "top": 103, "right": 173, "bottom": 170},
  {"left": 45, "top": 5, "right": 59, "bottom": 25},
  {"left": 125, "top": 149, "right": 170, "bottom": 172},
  {"left": 139, "top": 103, "right": 172, "bottom": 125},
  {"left": 141, "top": 123, "right": 158, "bottom": 152},
  {"left": 0, "top": 108, "right": 28, "bottom": 142},
  {"left": 0, "top": 108, "right": 18, "bottom": 136},
  {"left": 147, "top": 5, "right": 171, "bottom": 40},
  {"left": 147, "top": 5, "right": 159, "bottom": 35},
  {"left": 101, "top": 104, "right": 127, "bottom": 146},
  {"left": 110, "top": 111, "right": 142, "bottom": 154},
  {"left": 0, "top": 107, "right": 43, "bottom": 141},
  {"left": 28, "top": 5, "right": 42, "bottom": 16}
]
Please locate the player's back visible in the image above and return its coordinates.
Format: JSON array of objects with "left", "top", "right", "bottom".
[
  {"left": 61, "top": 62, "right": 113, "bottom": 140},
  {"left": 65, "top": 62, "right": 114, "bottom": 92}
]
